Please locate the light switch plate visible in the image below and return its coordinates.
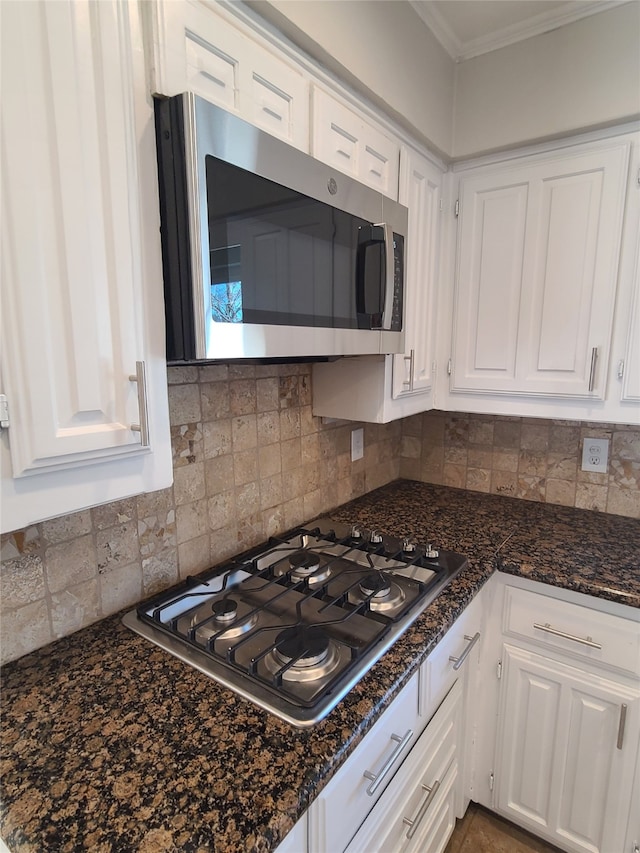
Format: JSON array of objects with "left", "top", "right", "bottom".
[
  {"left": 351, "top": 428, "right": 364, "bottom": 461},
  {"left": 581, "top": 437, "right": 610, "bottom": 473}
]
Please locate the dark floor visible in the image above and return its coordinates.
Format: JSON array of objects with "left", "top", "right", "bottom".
[{"left": 445, "top": 803, "right": 563, "bottom": 853}]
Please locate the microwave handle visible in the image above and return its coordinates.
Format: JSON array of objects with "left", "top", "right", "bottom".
[
  {"left": 356, "top": 223, "right": 391, "bottom": 329},
  {"left": 377, "top": 222, "right": 395, "bottom": 331}
]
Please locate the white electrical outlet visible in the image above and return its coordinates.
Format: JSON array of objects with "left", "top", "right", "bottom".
[
  {"left": 581, "top": 437, "right": 610, "bottom": 473},
  {"left": 351, "top": 428, "right": 364, "bottom": 461}
]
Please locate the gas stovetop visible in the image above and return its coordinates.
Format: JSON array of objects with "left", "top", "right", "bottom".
[{"left": 122, "top": 518, "right": 467, "bottom": 727}]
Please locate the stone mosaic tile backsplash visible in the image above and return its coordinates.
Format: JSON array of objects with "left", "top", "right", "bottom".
[
  {"left": 0, "top": 364, "right": 399, "bottom": 664},
  {"left": 2, "top": 366, "right": 638, "bottom": 665},
  {"left": 399, "top": 411, "right": 640, "bottom": 519}
]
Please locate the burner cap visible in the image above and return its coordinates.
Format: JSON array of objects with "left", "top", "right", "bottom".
[
  {"left": 360, "top": 572, "right": 391, "bottom": 598},
  {"left": 212, "top": 598, "right": 238, "bottom": 623},
  {"left": 275, "top": 626, "right": 329, "bottom": 667},
  {"left": 288, "top": 551, "right": 321, "bottom": 575}
]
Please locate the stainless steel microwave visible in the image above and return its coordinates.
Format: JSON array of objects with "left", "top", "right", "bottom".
[{"left": 154, "top": 93, "right": 407, "bottom": 362}]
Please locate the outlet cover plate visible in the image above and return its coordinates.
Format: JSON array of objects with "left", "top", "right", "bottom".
[
  {"left": 581, "top": 437, "right": 609, "bottom": 473},
  {"left": 351, "top": 428, "right": 364, "bottom": 461}
]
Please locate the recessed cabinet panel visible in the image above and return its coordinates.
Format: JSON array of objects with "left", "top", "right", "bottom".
[
  {"left": 183, "top": 1, "right": 309, "bottom": 150},
  {"left": 495, "top": 643, "right": 640, "bottom": 853},
  {"left": 621, "top": 242, "right": 640, "bottom": 403},
  {"left": 451, "top": 141, "right": 630, "bottom": 399},
  {"left": 312, "top": 88, "right": 399, "bottom": 198}
]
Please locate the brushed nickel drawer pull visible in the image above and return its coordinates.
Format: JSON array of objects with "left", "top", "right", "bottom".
[
  {"left": 129, "top": 361, "right": 150, "bottom": 447},
  {"left": 403, "top": 779, "right": 441, "bottom": 839},
  {"left": 449, "top": 632, "right": 481, "bottom": 671},
  {"left": 533, "top": 622, "right": 602, "bottom": 649},
  {"left": 617, "top": 703, "right": 627, "bottom": 750},
  {"left": 363, "top": 729, "right": 413, "bottom": 796},
  {"left": 588, "top": 346, "right": 598, "bottom": 392}
]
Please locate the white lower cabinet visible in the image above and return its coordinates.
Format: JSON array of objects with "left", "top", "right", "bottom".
[
  {"left": 308, "top": 589, "right": 484, "bottom": 853},
  {"left": 479, "top": 575, "right": 640, "bottom": 853},
  {"left": 345, "top": 679, "right": 462, "bottom": 853}
]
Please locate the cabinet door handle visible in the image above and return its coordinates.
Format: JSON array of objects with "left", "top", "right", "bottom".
[
  {"left": 363, "top": 729, "right": 413, "bottom": 796},
  {"left": 449, "top": 632, "right": 481, "bottom": 671},
  {"left": 617, "top": 703, "right": 627, "bottom": 750},
  {"left": 402, "top": 349, "right": 415, "bottom": 389},
  {"left": 403, "top": 779, "right": 441, "bottom": 839},
  {"left": 129, "top": 361, "right": 150, "bottom": 447},
  {"left": 533, "top": 622, "right": 602, "bottom": 649},
  {"left": 588, "top": 346, "right": 598, "bottom": 392}
]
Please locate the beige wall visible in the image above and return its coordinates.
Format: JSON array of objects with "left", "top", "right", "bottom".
[
  {"left": 249, "top": 0, "right": 455, "bottom": 156},
  {"left": 452, "top": 2, "right": 640, "bottom": 158}
]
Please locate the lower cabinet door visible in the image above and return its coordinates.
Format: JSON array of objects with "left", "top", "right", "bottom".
[
  {"left": 495, "top": 644, "right": 640, "bottom": 853},
  {"left": 345, "top": 679, "right": 462, "bottom": 853}
]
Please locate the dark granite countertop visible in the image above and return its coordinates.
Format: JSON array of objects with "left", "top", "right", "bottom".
[{"left": 2, "top": 481, "right": 639, "bottom": 853}]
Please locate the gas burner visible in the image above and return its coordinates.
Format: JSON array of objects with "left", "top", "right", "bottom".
[
  {"left": 212, "top": 598, "right": 239, "bottom": 622},
  {"left": 265, "top": 627, "right": 341, "bottom": 682},
  {"left": 349, "top": 571, "right": 406, "bottom": 613},
  {"left": 189, "top": 597, "right": 258, "bottom": 642},
  {"left": 274, "top": 549, "right": 332, "bottom": 585}
]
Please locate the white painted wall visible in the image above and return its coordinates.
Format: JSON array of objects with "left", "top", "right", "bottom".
[
  {"left": 453, "top": 2, "right": 640, "bottom": 159},
  {"left": 248, "top": 0, "right": 455, "bottom": 157}
]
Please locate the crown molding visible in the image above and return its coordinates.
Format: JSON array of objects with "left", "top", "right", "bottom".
[{"left": 411, "top": 1, "right": 632, "bottom": 62}]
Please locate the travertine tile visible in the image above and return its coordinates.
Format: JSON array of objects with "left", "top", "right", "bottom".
[
  {"left": 200, "top": 382, "right": 230, "bottom": 421},
  {"left": 175, "top": 499, "right": 209, "bottom": 545},
  {"left": 136, "top": 488, "right": 174, "bottom": 521},
  {"left": 258, "top": 443, "right": 282, "bottom": 478},
  {"left": 518, "top": 450, "right": 547, "bottom": 478},
  {"left": 142, "top": 550, "right": 179, "bottom": 596},
  {"left": 138, "top": 509, "right": 176, "bottom": 559},
  {"left": 197, "top": 363, "right": 228, "bottom": 383},
  {"left": 171, "top": 423, "right": 203, "bottom": 468},
  {"left": 280, "top": 408, "right": 301, "bottom": 441},
  {"left": 205, "top": 455, "right": 234, "bottom": 496},
  {"left": 0, "top": 599, "right": 52, "bottom": 663},
  {"left": 443, "top": 463, "right": 466, "bottom": 488},
  {"left": 545, "top": 479, "right": 577, "bottom": 507},
  {"left": 96, "top": 523, "right": 139, "bottom": 574},
  {"left": 1, "top": 555, "right": 45, "bottom": 609},
  {"left": 203, "top": 419, "right": 232, "bottom": 459},
  {"left": 92, "top": 498, "right": 136, "bottom": 531},
  {"left": 1, "top": 526, "right": 40, "bottom": 560},
  {"left": 208, "top": 491, "right": 235, "bottom": 531},
  {"left": 231, "top": 414, "right": 257, "bottom": 451},
  {"left": 168, "top": 382, "right": 202, "bottom": 425},
  {"left": 520, "top": 423, "right": 549, "bottom": 452},
  {"left": 167, "top": 365, "right": 198, "bottom": 384},
  {"left": 41, "top": 511, "right": 92, "bottom": 545},
  {"left": 99, "top": 562, "right": 142, "bottom": 613},
  {"left": 576, "top": 482, "right": 608, "bottom": 512},
  {"left": 281, "top": 437, "right": 302, "bottom": 471},
  {"left": 178, "top": 534, "right": 211, "bottom": 579},
  {"left": 51, "top": 580, "right": 100, "bottom": 638},
  {"left": 229, "top": 379, "right": 257, "bottom": 416},
  {"left": 173, "top": 462, "right": 206, "bottom": 506},
  {"left": 606, "top": 484, "right": 640, "bottom": 518},
  {"left": 256, "top": 377, "right": 279, "bottom": 412},
  {"left": 234, "top": 449, "right": 258, "bottom": 486},
  {"left": 466, "top": 468, "right": 491, "bottom": 493},
  {"left": 45, "top": 535, "right": 97, "bottom": 594}
]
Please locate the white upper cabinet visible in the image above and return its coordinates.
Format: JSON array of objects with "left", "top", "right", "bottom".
[
  {"left": 0, "top": 0, "right": 172, "bottom": 533},
  {"left": 392, "top": 149, "right": 441, "bottom": 401},
  {"left": 312, "top": 87, "right": 400, "bottom": 199},
  {"left": 145, "top": 0, "right": 309, "bottom": 150},
  {"left": 312, "top": 147, "right": 443, "bottom": 423},
  {"left": 450, "top": 139, "right": 631, "bottom": 401}
]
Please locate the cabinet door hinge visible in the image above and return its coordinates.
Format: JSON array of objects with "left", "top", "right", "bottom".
[
  {"left": 447, "top": 358, "right": 452, "bottom": 376},
  {"left": 497, "top": 660, "right": 502, "bottom": 679},
  {"left": 454, "top": 199, "right": 460, "bottom": 217},
  {"left": 0, "top": 394, "right": 9, "bottom": 429},
  {"left": 618, "top": 359, "right": 625, "bottom": 379},
  {"left": 489, "top": 771, "right": 495, "bottom": 791}
]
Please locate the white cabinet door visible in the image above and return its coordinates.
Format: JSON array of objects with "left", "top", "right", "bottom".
[
  {"left": 495, "top": 644, "right": 640, "bottom": 853},
  {"left": 312, "top": 87, "right": 400, "bottom": 199},
  {"left": 392, "top": 148, "right": 441, "bottom": 400},
  {"left": 450, "top": 140, "right": 630, "bottom": 399},
  {"left": 0, "top": 0, "right": 171, "bottom": 532},
  {"left": 145, "top": 0, "right": 309, "bottom": 150},
  {"left": 619, "top": 238, "right": 640, "bottom": 405},
  {"left": 311, "top": 147, "right": 443, "bottom": 424}
]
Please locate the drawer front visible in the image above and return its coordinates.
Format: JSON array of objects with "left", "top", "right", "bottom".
[
  {"left": 502, "top": 585, "right": 640, "bottom": 676},
  {"left": 422, "top": 592, "right": 483, "bottom": 717},
  {"left": 345, "top": 679, "right": 462, "bottom": 853},
  {"left": 308, "top": 673, "right": 420, "bottom": 853}
]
